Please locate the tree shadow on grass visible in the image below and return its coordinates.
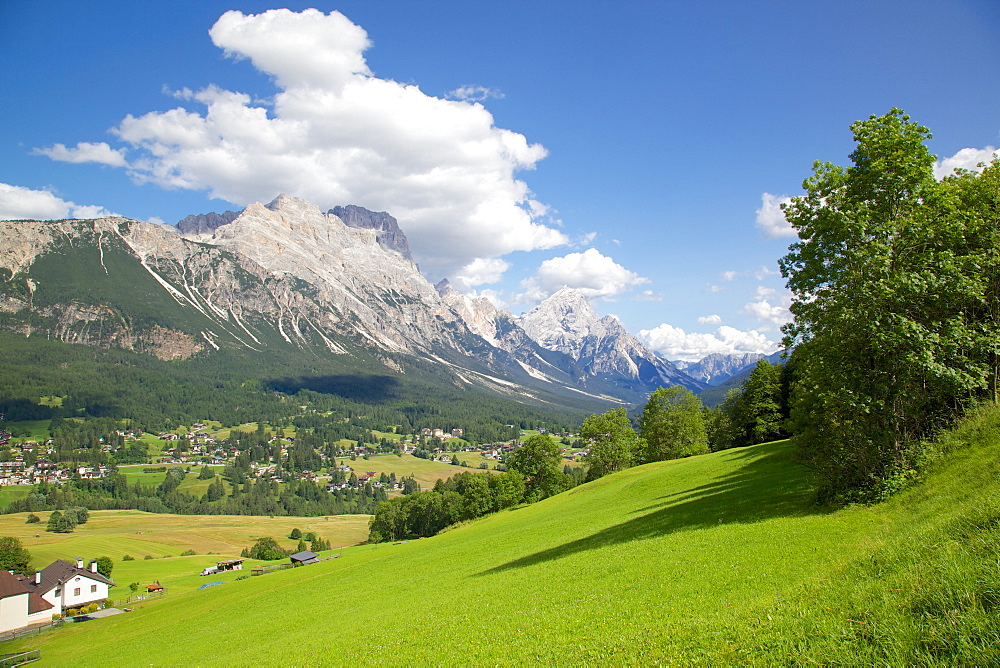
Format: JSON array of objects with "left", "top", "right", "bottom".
[{"left": 478, "top": 443, "right": 832, "bottom": 576}]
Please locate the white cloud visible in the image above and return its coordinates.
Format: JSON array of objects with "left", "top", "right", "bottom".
[
  {"left": 756, "top": 192, "right": 795, "bottom": 238},
  {"left": 634, "top": 290, "right": 663, "bottom": 302},
  {"left": 934, "top": 146, "right": 999, "bottom": 179},
  {"left": 707, "top": 284, "right": 723, "bottom": 293},
  {"left": 744, "top": 297, "right": 792, "bottom": 327},
  {"left": 721, "top": 270, "right": 739, "bottom": 281},
  {"left": 0, "top": 183, "right": 115, "bottom": 220},
  {"left": 32, "top": 141, "right": 128, "bottom": 167},
  {"left": 639, "top": 323, "right": 778, "bottom": 362},
  {"left": 518, "top": 248, "right": 650, "bottom": 302},
  {"left": 446, "top": 85, "right": 504, "bottom": 102},
  {"left": 43, "top": 9, "right": 567, "bottom": 280},
  {"left": 453, "top": 257, "right": 511, "bottom": 289},
  {"left": 697, "top": 314, "right": 722, "bottom": 325}
]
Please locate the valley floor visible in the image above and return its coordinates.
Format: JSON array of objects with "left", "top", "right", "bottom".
[{"left": 7, "top": 408, "right": 1000, "bottom": 665}]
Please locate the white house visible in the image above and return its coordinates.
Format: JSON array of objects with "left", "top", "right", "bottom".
[
  {"left": 25, "top": 558, "right": 114, "bottom": 611},
  {"left": 0, "top": 570, "right": 54, "bottom": 633}
]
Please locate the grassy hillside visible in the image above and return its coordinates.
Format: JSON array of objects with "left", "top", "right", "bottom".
[{"left": 9, "top": 407, "right": 1000, "bottom": 664}]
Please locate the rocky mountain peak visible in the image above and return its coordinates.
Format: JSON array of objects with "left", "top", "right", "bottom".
[{"left": 329, "top": 204, "right": 412, "bottom": 261}]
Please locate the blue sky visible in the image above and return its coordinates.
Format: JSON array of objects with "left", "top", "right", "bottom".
[{"left": 2, "top": 1, "right": 999, "bottom": 360}]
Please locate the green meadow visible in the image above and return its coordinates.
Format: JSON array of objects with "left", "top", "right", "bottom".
[
  {"left": 0, "top": 511, "right": 370, "bottom": 598},
  {"left": 7, "top": 406, "right": 1000, "bottom": 664}
]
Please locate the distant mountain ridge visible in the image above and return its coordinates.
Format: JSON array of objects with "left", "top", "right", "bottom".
[{"left": 0, "top": 195, "right": 708, "bottom": 407}]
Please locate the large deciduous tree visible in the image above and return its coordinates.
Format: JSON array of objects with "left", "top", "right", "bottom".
[
  {"left": 780, "top": 108, "right": 1000, "bottom": 499},
  {"left": 0, "top": 537, "right": 32, "bottom": 576},
  {"left": 505, "top": 434, "right": 566, "bottom": 500},
  {"left": 580, "top": 407, "right": 641, "bottom": 480},
  {"left": 638, "top": 386, "right": 708, "bottom": 462}
]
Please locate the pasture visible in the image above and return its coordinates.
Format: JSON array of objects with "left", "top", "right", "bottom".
[
  {"left": 0, "top": 510, "right": 371, "bottom": 598},
  {"left": 9, "top": 406, "right": 1000, "bottom": 664}
]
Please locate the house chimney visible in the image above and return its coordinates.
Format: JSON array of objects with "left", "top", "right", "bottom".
[
  {"left": 90, "top": 560, "right": 98, "bottom": 573},
  {"left": 76, "top": 558, "right": 83, "bottom": 569},
  {"left": 34, "top": 571, "right": 41, "bottom": 585}
]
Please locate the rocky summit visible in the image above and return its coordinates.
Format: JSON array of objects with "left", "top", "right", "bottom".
[{"left": 0, "top": 196, "right": 706, "bottom": 405}]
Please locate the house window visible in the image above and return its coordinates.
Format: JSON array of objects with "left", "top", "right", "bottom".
[
  {"left": 74, "top": 588, "right": 80, "bottom": 596},
  {"left": 91, "top": 584, "right": 97, "bottom": 593},
  {"left": 54, "top": 588, "right": 61, "bottom": 596}
]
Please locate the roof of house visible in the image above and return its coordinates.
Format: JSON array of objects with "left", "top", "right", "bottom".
[
  {"left": 289, "top": 551, "right": 319, "bottom": 563},
  {"left": 0, "top": 571, "right": 31, "bottom": 599},
  {"left": 27, "top": 592, "right": 53, "bottom": 614},
  {"left": 28, "top": 560, "right": 114, "bottom": 594}
]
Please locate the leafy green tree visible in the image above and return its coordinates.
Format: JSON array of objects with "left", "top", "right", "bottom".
[
  {"left": 198, "top": 466, "right": 214, "bottom": 480},
  {"left": 95, "top": 556, "right": 113, "bottom": 578},
  {"left": 25, "top": 513, "right": 39, "bottom": 524},
  {"left": 580, "top": 407, "right": 641, "bottom": 480},
  {"left": 780, "top": 108, "right": 999, "bottom": 499},
  {"left": 713, "top": 360, "right": 788, "bottom": 450},
  {"left": 247, "top": 537, "right": 288, "bottom": 561},
  {"left": 639, "top": 387, "right": 709, "bottom": 462},
  {"left": 505, "top": 434, "right": 566, "bottom": 500},
  {"left": 46, "top": 510, "right": 73, "bottom": 533},
  {"left": 289, "top": 528, "right": 302, "bottom": 540},
  {"left": 0, "top": 537, "right": 32, "bottom": 575}
]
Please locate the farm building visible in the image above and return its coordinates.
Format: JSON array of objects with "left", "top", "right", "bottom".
[{"left": 289, "top": 551, "right": 319, "bottom": 566}]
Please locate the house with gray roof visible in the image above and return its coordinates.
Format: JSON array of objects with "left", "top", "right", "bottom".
[{"left": 21, "top": 558, "right": 114, "bottom": 612}]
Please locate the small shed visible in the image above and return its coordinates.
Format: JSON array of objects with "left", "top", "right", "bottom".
[
  {"left": 145, "top": 584, "right": 164, "bottom": 593},
  {"left": 289, "top": 551, "right": 319, "bottom": 566},
  {"left": 216, "top": 558, "right": 244, "bottom": 572}
]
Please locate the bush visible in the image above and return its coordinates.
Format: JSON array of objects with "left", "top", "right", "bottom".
[
  {"left": 143, "top": 554, "right": 153, "bottom": 560},
  {"left": 180, "top": 549, "right": 196, "bottom": 556},
  {"left": 122, "top": 554, "right": 134, "bottom": 561},
  {"left": 25, "top": 513, "right": 39, "bottom": 524},
  {"left": 86, "top": 603, "right": 98, "bottom": 613}
]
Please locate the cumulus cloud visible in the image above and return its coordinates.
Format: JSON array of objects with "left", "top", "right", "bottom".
[
  {"left": 37, "top": 9, "right": 568, "bottom": 280},
  {"left": 32, "top": 142, "right": 128, "bottom": 167},
  {"left": 0, "top": 183, "right": 116, "bottom": 220},
  {"left": 697, "top": 314, "right": 722, "bottom": 325},
  {"left": 756, "top": 192, "right": 795, "bottom": 238},
  {"left": 934, "top": 146, "right": 999, "bottom": 179},
  {"left": 639, "top": 323, "right": 778, "bottom": 362},
  {"left": 744, "top": 290, "right": 792, "bottom": 327},
  {"left": 518, "top": 248, "right": 650, "bottom": 302},
  {"left": 453, "top": 257, "right": 511, "bottom": 290},
  {"left": 446, "top": 85, "right": 504, "bottom": 102}
]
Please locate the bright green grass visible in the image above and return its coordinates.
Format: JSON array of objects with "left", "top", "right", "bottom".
[
  {"left": 0, "top": 486, "right": 31, "bottom": 509},
  {"left": 11, "top": 408, "right": 1000, "bottom": 665}
]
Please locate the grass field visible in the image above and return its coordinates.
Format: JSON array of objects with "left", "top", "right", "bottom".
[
  {"left": 0, "top": 510, "right": 371, "bottom": 599},
  {"left": 338, "top": 453, "right": 493, "bottom": 488},
  {"left": 8, "top": 407, "right": 1000, "bottom": 664}
]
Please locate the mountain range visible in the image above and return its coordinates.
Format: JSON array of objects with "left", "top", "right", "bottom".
[{"left": 0, "top": 195, "right": 760, "bottom": 409}]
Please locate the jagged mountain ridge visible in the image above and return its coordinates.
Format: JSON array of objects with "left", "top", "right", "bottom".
[
  {"left": 674, "top": 352, "right": 766, "bottom": 386},
  {"left": 0, "top": 195, "right": 705, "bottom": 405}
]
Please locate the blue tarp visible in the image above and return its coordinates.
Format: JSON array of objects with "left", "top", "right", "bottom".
[{"left": 197, "top": 580, "right": 224, "bottom": 590}]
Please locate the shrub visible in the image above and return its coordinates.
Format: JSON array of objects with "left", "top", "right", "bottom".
[
  {"left": 51, "top": 613, "right": 61, "bottom": 621},
  {"left": 180, "top": 549, "right": 196, "bottom": 556},
  {"left": 86, "top": 603, "right": 98, "bottom": 613},
  {"left": 122, "top": 554, "right": 135, "bottom": 561},
  {"left": 143, "top": 554, "right": 153, "bottom": 560},
  {"left": 25, "top": 513, "right": 39, "bottom": 524}
]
